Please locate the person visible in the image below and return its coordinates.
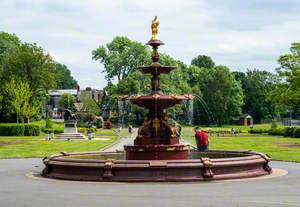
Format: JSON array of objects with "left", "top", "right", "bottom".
[
  {"left": 128, "top": 125, "right": 133, "bottom": 138},
  {"left": 176, "top": 125, "right": 182, "bottom": 138},
  {"left": 194, "top": 127, "right": 209, "bottom": 151}
]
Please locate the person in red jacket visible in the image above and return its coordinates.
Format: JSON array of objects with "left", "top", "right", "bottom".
[{"left": 194, "top": 127, "right": 209, "bottom": 151}]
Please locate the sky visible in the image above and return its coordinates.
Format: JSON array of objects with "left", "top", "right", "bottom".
[{"left": 1, "top": 0, "right": 300, "bottom": 89}]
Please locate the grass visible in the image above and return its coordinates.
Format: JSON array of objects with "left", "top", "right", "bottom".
[
  {"left": 1, "top": 122, "right": 300, "bottom": 162},
  {"left": 182, "top": 127, "right": 300, "bottom": 162},
  {"left": 0, "top": 134, "right": 119, "bottom": 159}
]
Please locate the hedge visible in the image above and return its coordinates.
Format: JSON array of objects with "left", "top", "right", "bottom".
[
  {"left": 293, "top": 128, "right": 300, "bottom": 138},
  {"left": 284, "top": 127, "right": 295, "bottom": 137},
  {"left": 0, "top": 124, "right": 40, "bottom": 136},
  {"left": 268, "top": 128, "right": 285, "bottom": 136},
  {"left": 248, "top": 128, "right": 269, "bottom": 134},
  {"left": 41, "top": 127, "right": 64, "bottom": 134}
]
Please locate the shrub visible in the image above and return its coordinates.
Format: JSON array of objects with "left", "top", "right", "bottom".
[
  {"left": 268, "top": 127, "right": 285, "bottom": 136},
  {"left": 24, "top": 124, "right": 40, "bottom": 136},
  {"left": 293, "top": 128, "right": 300, "bottom": 138},
  {"left": 0, "top": 124, "right": 40, "bottom": 136},
  {"left": 41, "top": 127, "right": 63, "bottom": 134},
  {"left": 271, "top": 119, "right": 278, "bottom": 128},
  {"left": 45, "top": 119, "right": 53, "bottom": 129},
  {"left": 248, "top": 128, "right": 269, "bottom": 134},
  {"left": 284, "top": 127, "right": 295, "bottom": 137}
]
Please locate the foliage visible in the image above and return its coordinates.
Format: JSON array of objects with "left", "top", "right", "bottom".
[
  {"left": 248, "top": 128, "right": 269, "bottom": 134},
  {"left": 270, "top": 42, "right": 300, "bottom": 111},
  {"left": 195, "top": 66, "right": 244, "bottom": 126},
  {"left": 191, "top": 55, "right": 215, "bottom": 69},
  {"left": 0, "top": 32, "right": 78, "bottom": 123},
  {"left": 293, "top": 128, "right": 300, "bottom": 138},
  {"left": 75, "top": 112, "right": 97, "bottom": 127},
  {"left": 78, "top": 90, "right": 101, "bottom": 115},
  {"left": 24, "top": 124, "right": 40, "bottom": 136},
  {"left": 45, "top": 118, "right": 53, "bottom": 129},
  {"left": 268, "top": 127, "right": 285, "bottom": 136},
  {"left": 92, "top": 36, "right": 150, "bottom": 81},
  {"left": 271, "top": 119, "right": 278, "bottom": 128},
  {"left": 3, "top": 79, "right": 36, "bottom": 123},
  {"left": 58, "top": 93, "right": 75, "bottom": 111},
  {"left": 54, "top": 63, "right": 78, "bottom": 89},
  {"left": 284, "top": 127, "right": 295, "bottom": 137},
  {"left": 234, "top": 70, "right": 279, "bottom": 122},
  {"left": 0, "top": 123, "right": 40, "bottom": 136}
]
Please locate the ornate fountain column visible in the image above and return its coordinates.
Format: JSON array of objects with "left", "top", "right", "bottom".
[{"left": 122, "top": 17, "right": 194, "bottom": 160}]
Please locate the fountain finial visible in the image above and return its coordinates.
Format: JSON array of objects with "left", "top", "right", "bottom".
[{"left": 151, "top": 16, "right": 159, "bottom": 41}]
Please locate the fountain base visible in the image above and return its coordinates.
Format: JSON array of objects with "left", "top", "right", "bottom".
[
  {"left": 42, "top": 150, "right": 272, "bottom": 182},
  {"left": 124, "top": 144, "right": 189, "bottom": 160}
]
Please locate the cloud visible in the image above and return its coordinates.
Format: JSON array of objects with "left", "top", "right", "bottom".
[{"left": 1, "top": 0, "right": 300, "bottom": 88}]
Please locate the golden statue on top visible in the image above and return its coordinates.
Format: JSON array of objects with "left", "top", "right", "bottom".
[{"left": 151, "top": 16, "right": 159, "bottom": 41}]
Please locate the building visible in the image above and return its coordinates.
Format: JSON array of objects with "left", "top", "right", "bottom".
[{"left": 46, "top": 87, "right": 104, "bottom": 119}]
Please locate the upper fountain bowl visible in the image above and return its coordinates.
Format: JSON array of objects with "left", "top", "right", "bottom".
[
  {"left": 119, "top": 93, "right": 194, "bottom": 110},
  {"left": 138, "top": 62, "right": 176, "bottom": 75}
]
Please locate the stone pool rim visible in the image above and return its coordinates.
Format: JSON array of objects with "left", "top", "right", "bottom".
[{"left": 42, "top": 149, "right": 272, "bottom": 182}]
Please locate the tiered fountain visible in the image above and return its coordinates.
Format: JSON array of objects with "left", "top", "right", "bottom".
[
  {"left": 42, "top": 17, "right": 272, "bottom": 182},
  {"left": 120, "top": 16, "right": 193, "bottom": 160}
]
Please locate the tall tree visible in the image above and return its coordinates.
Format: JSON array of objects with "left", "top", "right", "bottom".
[
  {"left": 92, "top": 36, "right": 150, "bottom": 81},
  {"left": 233, "top": 70, "right": 279, "bottom": 122},
  {"left": 55, "top": 63, "right": 78, "bottom": 89},
  {"left": 273, "top": 42, "right": 300, "bottom": 109},
  {"left": 195, "top": 66, "right": 244, "bottom": 126},
  {"left": 191, "top": 55, "right": 215, "bottom": 69}
]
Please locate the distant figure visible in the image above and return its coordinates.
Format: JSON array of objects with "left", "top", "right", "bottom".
[
  {"left": 176, "top": 125, "right": 182, "bottom": 138},
  {"left": 128, "top": 125, "right": 133, "bottom": 138},
  {"left": 231, "top": 128, "right": 237, "bottom": 136},
  {"left": 194, "top": 127, "right": 209, "bottom": 151}
]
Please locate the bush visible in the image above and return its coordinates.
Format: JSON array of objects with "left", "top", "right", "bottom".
[
  {"left": 268, "top": 128, "right": 285, "bottom": 136},
  {"left": 248, "top": 128, "right": 269, "bottom": 134},
  {"left": 0, "top": 124, "right": 40, "bottom": 136},
  {"left": 24, "top": 124, "right": 40, "bottom": 136},
  {"left": 293, "top": 128, "right": 300, "bottom": 138},
  {"left": 45, "top": 119, "right": 53, "bottom": 129},
  {"left": 41, "top": 127, "right": 63, "bottom": 134},
  {"left": 271, "top": 119, "right": 278, "bottom": 128},
  {"left": 78, "top": 127, "right": 97, "bottom": 133},
  {"left": 284, "top": 127, "right": 295, "bottom": 137}
]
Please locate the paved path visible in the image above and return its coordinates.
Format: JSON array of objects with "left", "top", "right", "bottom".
[
  {"left": 1, "top": 134, "right": 300, "bottom": 207},
  {"left": 101, "top": 128, "right": 136, "bottom": 152},
  {"left": 0, "top": 159, "right": 299, "bottom": 207}
]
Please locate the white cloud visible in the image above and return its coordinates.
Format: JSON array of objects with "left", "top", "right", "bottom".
[{"left": 1, "top": 0, "right": 300, "bottom": 88}]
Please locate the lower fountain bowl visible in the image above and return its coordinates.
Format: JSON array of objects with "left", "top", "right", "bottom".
[
  {"left": 42, "top": 150, "right": 272, "bottom": 182},
  {"left": 124, "top": 144, "right": 189, "bottom": 160}
]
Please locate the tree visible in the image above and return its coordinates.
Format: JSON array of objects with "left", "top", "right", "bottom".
[
  {"left": 195, "top": 66, "right": 244, "bottom": 126},
  {"left": 233, "top": 70, "right": 279, "bottom": 122},
  {"left": 55, "top": 63, "right": 78, "bottom": 89},
  {"left": 191, "top": 55, "right": 215, "bottom": 69},
  {"left": 0, "top": 32, "right": 80, "bottom": 122},
  {"left": 92, "top": 36, "right": 150, "bottom": 81},
  {"left": 4, "top": 79, "right": 33, "bottom": 123},
  {"left": 3, "top": 43, "right": 57, "bottom": 91},
  {"left": 273, "top": 42, "right": 300, "bottom": 109},
  {"left": 59, "top": 93, "right": 75, "bottom": 111}
]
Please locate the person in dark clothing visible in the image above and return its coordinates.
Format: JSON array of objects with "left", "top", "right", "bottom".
[{"left": 194, "top": 127, "right": 209, "bottom": 151}]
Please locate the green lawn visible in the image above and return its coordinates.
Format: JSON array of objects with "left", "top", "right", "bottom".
[
  {"left": 0, "top": 134, "right": 117, "bottom": 158},
  {"left": 1, "top": 124, "right": 300, "bottom": 162},
  {"left": 182, "top": 127, "right": 300, "bottom": 162}
]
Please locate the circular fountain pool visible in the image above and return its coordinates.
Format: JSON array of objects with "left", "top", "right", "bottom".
[{"left": 42, "top": 150, "right": 272, "bottom": 182}]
